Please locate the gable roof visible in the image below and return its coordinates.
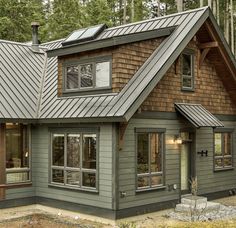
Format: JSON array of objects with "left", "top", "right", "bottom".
[{"left": 0, "top": 7, "right": 236, "bottom": 122}]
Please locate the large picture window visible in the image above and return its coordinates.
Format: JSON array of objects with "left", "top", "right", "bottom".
[
  {"left": 181, "top": 51, "right": 194, "bottom": 90},
  {"left": 65, "top": 58, "right": 111, "bottom": 92},
  {"left": 214, "top": 131, "right": 233, "bottom": 170},
  {"left": 6, "top": 123, "right": 31, "bottom": 184},
  {"left": 136, "top": 129, "right": 165, "bottom": 191},
  {"left": 51, "top": 130, "right": 97, "bottom": 191}
]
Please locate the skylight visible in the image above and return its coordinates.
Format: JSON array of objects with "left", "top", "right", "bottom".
[{"left": 62, "top": 24, "right": 107, "bottom": 46}]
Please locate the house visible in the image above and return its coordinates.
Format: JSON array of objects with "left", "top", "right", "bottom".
[{"left": 0, "top": 6, "right": 236, "bottom": 219}]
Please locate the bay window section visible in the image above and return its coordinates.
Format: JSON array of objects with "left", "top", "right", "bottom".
[
  {"left": 214, "top": 131, "right": 233, "bottom": 170},
  {"left": 51, "top": 131, "right": 97, "bottom": 191},
  {"left": 6, "top": 123, "right": 31, "bottom": 184},
  {"left": 136, "top": 129, "right": 165, "bottom": 191}
]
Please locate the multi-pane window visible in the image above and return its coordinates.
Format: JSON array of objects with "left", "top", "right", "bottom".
[
  {"left": 6, "top": 123, "right": 31, "bottom": 184},
  {"left": 182, "top": 52, "right": 194, "bottom": 90},
  {"left": 51, "top": 131, "right": 97, "bottom": 191},
  {"left": 136, "top": 129, "right": 164, "bottom": 191},
  {"left": 65, "top": 59, "right": 110, "bottom": 91},
  {"left": 214, "top": 132, "right": 233, "bottom": 170}
]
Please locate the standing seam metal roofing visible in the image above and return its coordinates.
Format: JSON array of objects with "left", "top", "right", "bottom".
[
  {"left": 1, "top": 7, "right": 235, "bottom": 121},
  {"left": 174, "top": 103, "right": 224, "bottom": 128}
]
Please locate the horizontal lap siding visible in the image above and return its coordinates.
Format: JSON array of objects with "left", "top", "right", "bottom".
[
  {"left": 118, "top": 118, "right": 184, "bottom": 209},
  {"left": 31, "top": 124, "right": 113, "bottom": 209},
  {"left": 196, "top": 121, "right": 236, "bottom": 195}
]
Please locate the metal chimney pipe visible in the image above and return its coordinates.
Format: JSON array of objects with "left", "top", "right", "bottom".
[{"left": 31, "top": 22, "right": 40, "bottom": 52}]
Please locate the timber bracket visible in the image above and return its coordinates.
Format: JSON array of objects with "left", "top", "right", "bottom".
[
  {"left": 118, "top": 122, "right": 128, "bottom": 151},
  {"left": 198, "top": 41, "right": 218, "bottom": 68}
]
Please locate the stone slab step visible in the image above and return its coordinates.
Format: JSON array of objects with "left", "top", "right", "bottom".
[
  {"left": 181, "top": 196, "right": 207, "bottom": 205},
  {"left": 175, "top": 202, "right": 220, "bottom": 213}
]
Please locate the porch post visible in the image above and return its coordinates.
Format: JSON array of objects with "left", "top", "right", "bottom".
[{"left": 0, "top": 123, "right": 6, "bottom": 200}]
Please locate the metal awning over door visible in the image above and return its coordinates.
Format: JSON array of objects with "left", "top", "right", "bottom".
[{"left": 175, "top": 103, "right": 224, "bottom": 128}]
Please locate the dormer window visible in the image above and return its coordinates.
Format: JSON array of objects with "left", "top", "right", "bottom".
[
  {"left": 64, "top": 57, "right": 111, "bottom": 93},
  {"left": 181, "top": 50, "right": 194, "bottom": 91}
]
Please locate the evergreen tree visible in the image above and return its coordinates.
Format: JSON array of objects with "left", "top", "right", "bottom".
[
  {"left": 46, "top": 0, "right": 84, "bottom": 41},
  {"left": 84, "top": 0, "right": 112, "bottom": 27},
  {"left": 0, "top": 0, "right": 44, "bottom": 42}
]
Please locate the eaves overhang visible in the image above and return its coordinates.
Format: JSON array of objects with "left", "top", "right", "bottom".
[{"left": 47, "top": 27, "right": 176, "bottom": 58}]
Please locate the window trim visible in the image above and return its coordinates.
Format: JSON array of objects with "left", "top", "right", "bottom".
[
  {"left": 5, "top": 124, "right": 32, "bottom": 185},
  {"left": 213, "top": 128, "right": 234, "bottom": 171},
  {"left": 135, "top": 128, "right": 166, "bottom": 192},
  {"left": 49, "top": 128, "right": 99, "bottom": 192},
  {"left": 63, "top": 56, "right": 112, "bottom": 94},
  {"left": 181, "top": 49, "right": 195, "bottom": 92}
]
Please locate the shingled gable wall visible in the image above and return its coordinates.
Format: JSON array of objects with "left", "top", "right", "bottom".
[
  {"left": 57, "top": 38, "right": 163, "bottom": 96},
  {"left": 141, "top": 39, "right": 236, "bottom": 115}
]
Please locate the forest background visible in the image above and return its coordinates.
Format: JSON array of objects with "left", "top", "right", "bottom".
[{"left": 0, "top": 0, "right": 235, "bottom": 54}]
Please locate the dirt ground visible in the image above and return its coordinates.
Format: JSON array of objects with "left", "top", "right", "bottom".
[{"left": 1, "top": 196, "right": 236, "bottom": 227}]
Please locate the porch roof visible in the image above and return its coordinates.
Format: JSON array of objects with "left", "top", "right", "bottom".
[{"left": 174, "top": 103, "right": 224, "bottom": 128}]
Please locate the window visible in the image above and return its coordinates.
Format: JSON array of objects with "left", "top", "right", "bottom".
[
  {"left": 182, "top": 52, "right": 194, "bottom": 90},
  {"left": 136, "top": 129, "right": 165, "bottom": 191},
  {"left": 64, "top": 58, "right": 111, "bottom": 92},
  {"left": 6, "top": 123, "right": 31, "bottom": 184},
  {"left": 51, "top": 131, "right": 97, "bottom": 191},
  {"left": 214, "top": 131, "right": 233, "bottom": 170}
]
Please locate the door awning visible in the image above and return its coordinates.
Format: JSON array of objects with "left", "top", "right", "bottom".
[{"left": 175, "top": 103, "right": 224, "bottom": 128}]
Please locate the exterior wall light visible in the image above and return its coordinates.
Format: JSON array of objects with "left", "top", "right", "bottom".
[{"left": 174, "top": 135, "right": 183, "bottom": 144}]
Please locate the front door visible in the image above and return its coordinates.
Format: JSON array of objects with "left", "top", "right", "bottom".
[{"left": 180, "top": 132, "right": 194, "bottom": 194}]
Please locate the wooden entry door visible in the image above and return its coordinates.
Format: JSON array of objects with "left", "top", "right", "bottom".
[{"left": 180, "top": 132, "right": 194, "bottom": 194}]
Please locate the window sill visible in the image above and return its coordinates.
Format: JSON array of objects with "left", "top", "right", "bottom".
[
  {"left": 62, "top": 88, "right": 112, "bottom": 97},
  {"left": 0, "top": 182, "right": 32, "bottom": 189},
  {"left": 136, "top": 186, "right": 166, "bottom": 194},
  {"left": 48, "top": 184, "right": 98, "bottom": 194},
  {"left": 181, "top": 88, "right": 195, "bottom": 92},
  {"left": 214, "top": 167, "right": 234, "bottom": 172}
]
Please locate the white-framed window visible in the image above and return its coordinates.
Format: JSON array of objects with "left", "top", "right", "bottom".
[
  {"left": 6, "top": 123, "right": 31, "bottom": 184},
  {"left": 136, "top": 129, "right": 165, "bottom": 191},
  {"left": 214, "top": 130, "right": 233, "bottom": 170},
  {"left": 51, "top": 130, "right": 98, "bottom": 191},
  {"left": 64, "top": 58, "right": 111, "bottom": 92},
  {"left": 181, "top": 51, "right": 194, "bottom": 90}
]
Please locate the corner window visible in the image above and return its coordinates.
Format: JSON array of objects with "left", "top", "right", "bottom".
[
  {"left": 64, "top": 58, "right": 111, "bottom": 92},
  {"left": 136, "top": 129, "right": 165, "bottom": 191},
  {"left": 214, "top": 131, "right": 233, "bottom": 170},
  {"left": 51, "top": 131, "right": 97, "bottom": 191},
  {"left": 181, "top": 52, "right": 194, "bottom": 91},
  {"left": 6, "top": 123, "right": 31, "bottom": 184}
]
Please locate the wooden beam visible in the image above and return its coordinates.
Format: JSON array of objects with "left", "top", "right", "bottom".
[
  {"left": 199, "top": 48, "right": 210, "bottom": 68},
  {"left": 0, "top": 124, "right": 5, "bottom": 200},
  {"left": 205, "top": 20, "right": 236, "bottom": 79},
  {"left": 198, "top": 41, "right": 218, "bottom": 49}
]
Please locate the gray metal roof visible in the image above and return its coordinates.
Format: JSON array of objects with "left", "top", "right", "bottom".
[
  {"left": 174, "top": 103, "right": 224, "bottom": 128},
  {"left": 1, "top": 7, "right": 236, "bottom": 122},
  {"left": 0, "top": 40, "right": 45, "bottom": 119}
]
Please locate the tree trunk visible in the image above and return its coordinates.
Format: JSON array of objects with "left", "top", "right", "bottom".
[
  {"left": 230, "top": 0, "right": 234, "bottom": 53},
  {"left": 131, "top": 0, "right": 134, "bottom": 22},
  {"left": 123, "top": 0, "right": 127, "bottom": 24},
  {"left": 157, "top": 0, "right": 160, "bottom": 17},
  {"left": 216, "top": 0, "right": 220, "bottom": 25},
  {"left": 208, "top": 0, "right": 212, "bottom": 8},
  {"left": 213, "top": 0, "right": 217, "bottom": 17},
  {"left": 225, "top": 0, "right": 230, "bottom": 43},
  {"left": 176, "top": 0, "right": 183, "bottom": 12},
  {"left": 200, "top": 0, "right": 204, "bottom": 7}
]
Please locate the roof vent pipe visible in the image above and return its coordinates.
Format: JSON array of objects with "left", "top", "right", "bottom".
[{"left": 31, "top": 22, "right": 40, "bottom": 52}]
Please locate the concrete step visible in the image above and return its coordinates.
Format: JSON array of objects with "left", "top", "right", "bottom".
[
  {"left": 181, "top": 196, "right": 207, "bottom": 205},
  {"left": 175, "top": 201, "right": 220, "bottom": 213}
]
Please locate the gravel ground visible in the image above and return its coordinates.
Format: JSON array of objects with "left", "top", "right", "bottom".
[{"left": 1, "top": 196, "right": 236, "bottom": 227}]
